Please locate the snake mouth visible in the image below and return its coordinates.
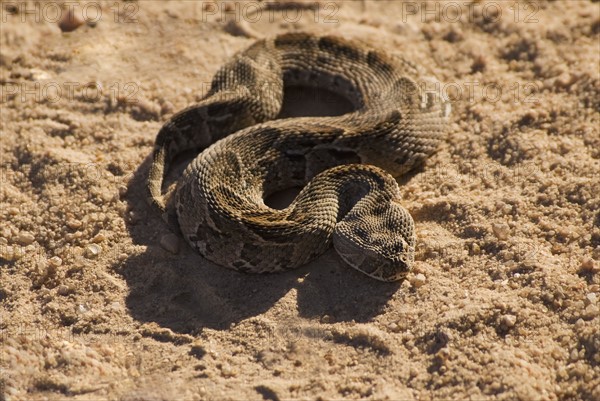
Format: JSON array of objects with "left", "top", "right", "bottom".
[{"left": 332, "top": 231, "right": 414, "bottom": 282}]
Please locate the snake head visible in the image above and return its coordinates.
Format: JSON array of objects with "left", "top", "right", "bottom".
[{"left": 332, "top": 198, "right": 415, "bottom": 282}]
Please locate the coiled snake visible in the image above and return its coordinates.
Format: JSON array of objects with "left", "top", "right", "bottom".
[{"left": 147, "top": 32, "right": 450, "bottom": 281}]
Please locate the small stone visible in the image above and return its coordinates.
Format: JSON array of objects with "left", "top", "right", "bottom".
[
  {"left": 0, "top": 246, "right": 15, "bottom": 261},
  {"left": 85, "top": 244, "right": 102, "bottom": 259},
  {"left": 7, "top": 207, "right": 19, "bottom": 215},
  {"left": 30, "top": 68, "right": 52, "bottom": 81},
  {"left": 92, "top": 233, "right": 106, "bottom": 243},
  {"left": 160, "top": 234, "right": 180, "bottom": 254},
  {"left": 410, "top": 273, "right": 426, "bottom": 288},
  {"left": 387, "top": 322, "right": 400, "bottom": 333},
  {"left": 499, "top": 314, "right": 517, "bottom": 327},
  {"left": 17, "top": 232, "right": 35, "bottom": 245},
  {"left": 67, "top": 219, "right": 82, "bottom": 230},
  {"left": 555, "top": 72, "right": 574, "bottom": 88},
  {"left": 585, "top": 293, "right": 597, "bottom": 306},
  {"left": 219, "top": 363, "right": 237, "bottom": 378},
  {"left": 13, "top": 246, "right": 24, "bottom": 260},
  {"left": 471, "top": 54, "right": 486, "bottom": 73},
  {"left": 190, "top": 341, "right": 206, "bottom": 359},
  {"left": 160, "top": 101, "right": 174, "bottom": 116},
  {"left": 57, "top": 285, "right": 70, "bottom": 296},
  {"left": 570, "top": 348, "right": 579, "bottom": 361},
  {"left": 492, "top": 223, "right": 510, "bottom": 240},
  {"left": 438, "top": 347, "right": 451, "bottom": 359},
  {"left": 522, "top": 109, "right": 538, "bottom": 123},
  {"left": 582, "top": 305, "right": 599, "bottom": 320},
  {"left": 580, "top": 258, "right": 599, "bottom": 273},
  {"left": 128, "top": 211, "right": 141, "bottom": 224},
  {"left": 58, "top": 8, "right": 85, "bottom": 32},
  {"left": 320, "top": 315, "right": 332, "bottom": 324},
  {"left": 500, "top": 250, "right": 514, "bottom": 262},
  {"left": 48, "top": 256, "right": 63, "bottom": 267}
]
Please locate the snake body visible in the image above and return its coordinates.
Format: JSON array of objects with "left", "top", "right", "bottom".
[{"left": 147, "top": 32, "right": 450, "bottom": 281}]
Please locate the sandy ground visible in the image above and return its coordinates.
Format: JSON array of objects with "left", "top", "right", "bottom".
[{"left": 1, "top": 0, "right": 599, "bottom": 400}]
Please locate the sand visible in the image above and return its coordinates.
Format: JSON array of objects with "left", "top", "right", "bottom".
[{"left": 1, "top": 1, "right": 599, "bottom": 400}]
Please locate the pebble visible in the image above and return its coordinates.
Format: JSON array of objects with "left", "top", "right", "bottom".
[
  {"left": 499, "top": 250, "right": 514, "bottom": 262},
  {"left": 67, "top": 219, "right": 82, "bottom": 230},
  {"left": 92, "top": 233, "right": 106, "bottom": 243},
  {"left": 17, "top": 232, "right": 35, "bottom": 245},
  {"left": 580, "top": 258, "right": 599, "bottom": 273},
  {"left": 521, "top": 109, "right": 538, "bottom": 124},
  {"left": 499, "top": 314, "right": 517, "bottom": 327},
  {"left": 128, "top": 211, "right": 141, "bottom": 224},
  {"left": 57, "top": 285, "right": 71, "bottom": 296},
  {"left": 492, "top": 223, "right": 510, "bottom": 240},
  {"left": 438, "top": 347, "right": 451, "bottom": 359},
  {"left": 555, "top": 72, "right": 574, "bottom": 88},
  {"left": 85, "top": 244, "right": 102, "bottom": 259},
  {"left": 48, "top": 256, "right": 63, "bottom": 267},
  {"left": 190, "top": 341, "right": 206, "bottom": 358},
  {"left": 570, "top": 348, "right": 579, "bottom": 361},
  {"left": 118, "top": 185, "right": 128, "bottom": 198},
  {"left": 219, "top": 363, "right": 237, "bottom": 378},
  {"left": 387, "top": 322, "right": 401, "bottom": 333},
  {"left": 160, "top": 101, "right": 174, "bottom": 116},
  {"left": 58, "top": 9, "right": 85, "bottom": 32},
  {"left": 14, "top": 246, "right": 24, "bottom": 260},
  {"left": 320, "top": 315, "right": 332, "bottom": 324},
  {"left": 410, "top": 273, "right": 427, "bottom": 288},
  {"left": 585, "top": 293, "right": 597, "bottom": 306},
  {"left": 7, "top": 207, "right": 19, "bottom": 215},
  {"left": 0, "top": 246, "right": 15, "bottom": 261},
  {"left": 160, "top": 234, "right": 180, "bottom": 254},
  {"left": 582, "top": 305, "right": 599, "bottom": 320}
]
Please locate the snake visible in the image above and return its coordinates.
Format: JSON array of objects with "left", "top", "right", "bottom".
[{"left": 147, "top": 32, "right": 450, "bottom": 282}]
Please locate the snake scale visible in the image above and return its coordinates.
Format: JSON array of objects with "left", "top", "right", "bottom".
[{"left": 147, "top": 32, "right": 450, "bottom": 281}]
